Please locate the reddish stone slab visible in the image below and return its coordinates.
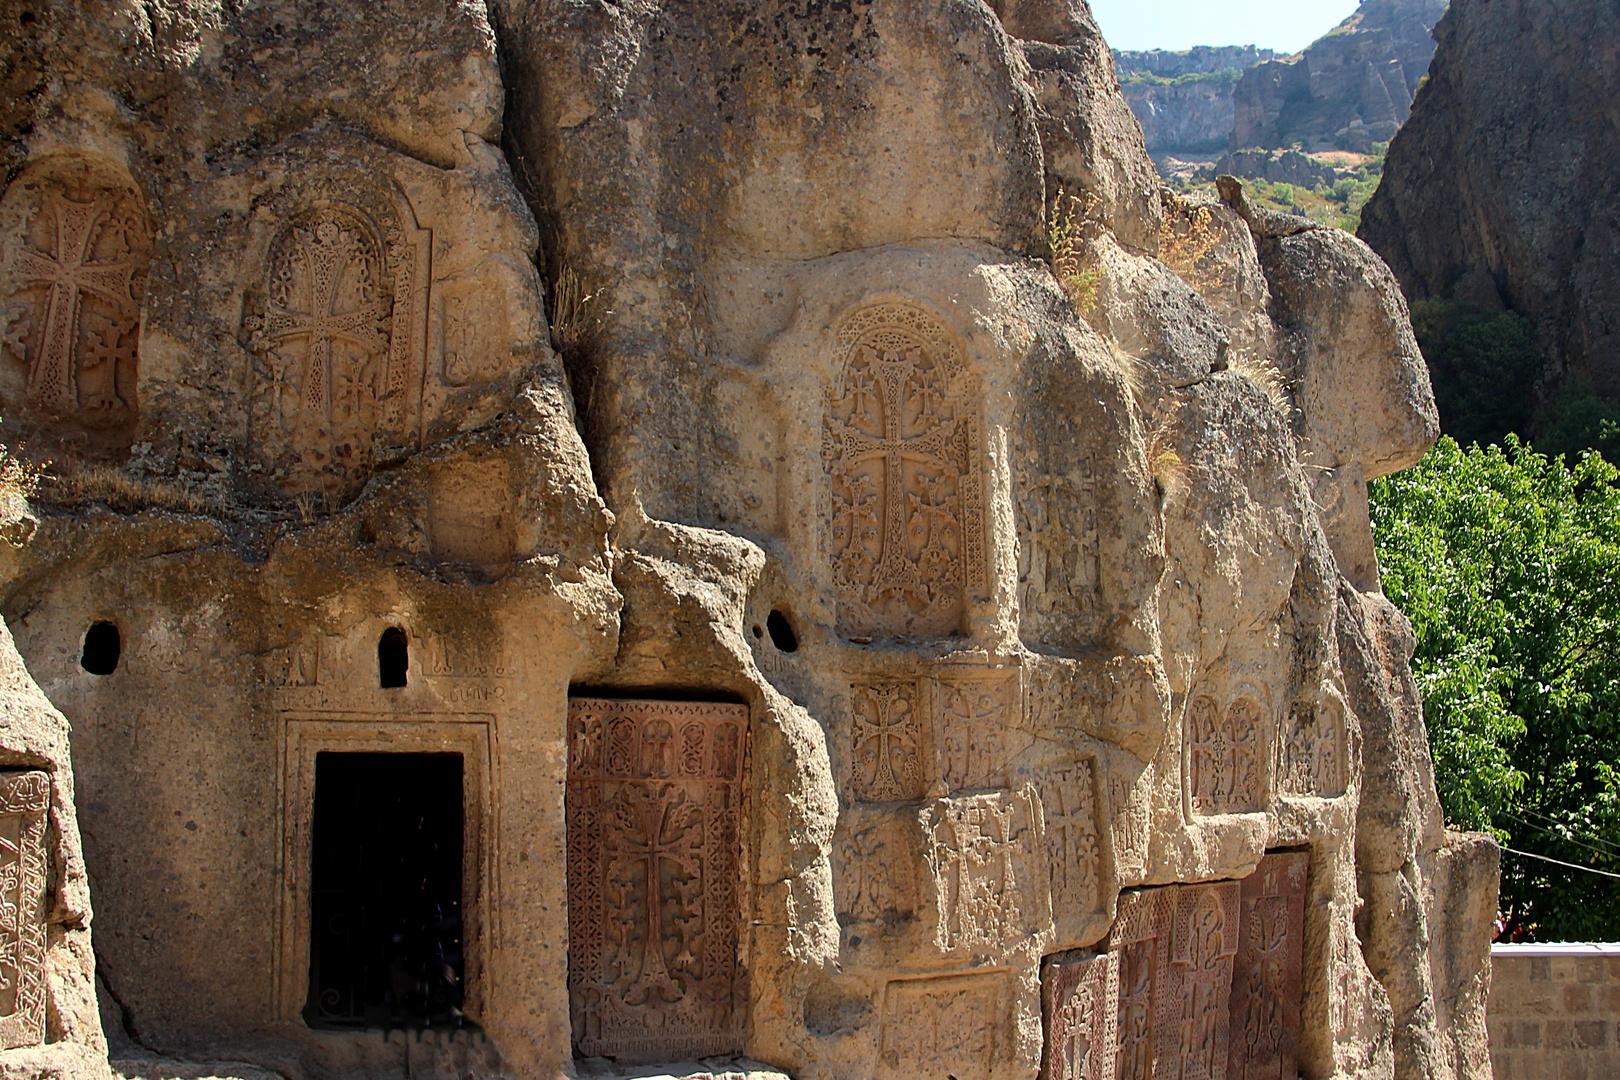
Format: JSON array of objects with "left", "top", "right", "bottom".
[
  {"left": 566, "top": 699, "right": 747, "bottom": 1063},
  {"left": 1108, "top": 887, "right": 1174, "bottom": 1080},
  {"left": 1227, "top": 851, "right": 1310, "bottom": 1080},
  {"left": 1159, "top": 880, "right": 1241, "bottom": 1080},
  {"left": 1042, "top": 950, "right": 1119, "bottom": 1080}
]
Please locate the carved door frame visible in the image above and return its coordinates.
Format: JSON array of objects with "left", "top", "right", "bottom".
[{"left": 274, "top": 714, "right": 496, "bottom": 1026}]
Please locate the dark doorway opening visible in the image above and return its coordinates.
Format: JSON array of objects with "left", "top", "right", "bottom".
[
  {"left": 379, "top": 627, "right": 408, "bottom": 688},
  {"left": 81, "top": 621, "right": 121, "bottom": 675},
  {"left": 306, "top": 752, "right": 466, "bottom": 1029}
]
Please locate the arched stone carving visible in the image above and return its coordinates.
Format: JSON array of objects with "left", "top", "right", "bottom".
[
  {"left": 0, "top": 161, "right": 149, "bottom": 429},
  {"left": 823, "top": 301, "right": 985, "bottom": 639},
  {"left": 1187, "top": 693, "right": 1264, "bottom": 816},
  {"left": 245, "top": 188, "right": 429, "bottom": 495}
]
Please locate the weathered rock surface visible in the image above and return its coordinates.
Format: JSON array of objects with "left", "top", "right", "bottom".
[
  {"left": 1118, "top": 71, "right": 1241, "bottom": 154},
  {"left": 1358, "top": 0, "right": 1620, "bottom": 400},
  {"left": 0, "top": 1, "right": 1493, "bottom": 1079},
  {"left": 1232, "top": 0, "right": 1447, "bottom": 153}
]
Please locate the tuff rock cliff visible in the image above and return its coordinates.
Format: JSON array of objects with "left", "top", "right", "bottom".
[
  {"left": 1358, "top": 0, "right": 1620, "bottom": 401},
  {"left": 1232, "top": 0, "right": 1447, "bottom": 153},
  {"left": 1114, "top": 47, "right": 1273, "bottom": 154},
  {"left": 0, "top": 2, "right": 1495, "bottom": 1080}
]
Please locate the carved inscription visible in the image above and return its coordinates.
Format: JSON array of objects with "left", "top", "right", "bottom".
[
  {"left": 877, "top": 973, "right": 1005, "bottom": 1080},
  {"left": 1108, "top": 888, "right": 1173, "bottom": 1080},
  {"left": 0, "top": 772, "right": 48, "bottom": 1049},
  {"left": 939, "top": 669, "right": 1014, "bottom": 791},
  {"left": 1162, "top": 882, "right": 1241, "bottom": 1080},
  {"left": 1227, "top": 852, "right": 1308, "bottom": 1080},
  {"left": 836, "top": 818, "right": 915, "bottom": 924},
  {"left": 1041, "top": 759, "right": 1103, "bottom": 918},
  {"left": 1280, "top": 699, "right": 1345, "bottom": 799},
  {"left": 1189, "top": 695, "right": 1262, "bottom": 815},
  {"left": 824, "top": 302, "right": 985, "bottom": 639},
  {"left": 923, "top": 788, "right": 1044, "bottom": 953},
  {"left": 246, "top": 195, "right": 429, "bottom": 495},
  {"left": 849, "top": 681, "right": 927, "bottom": 802},
  {"left": 566, "top": 699, "right": 746, "bottom": 1063},
  {"left": 1, "top": 176, "right": 148, "bottom": 425},
  {"left": 1041, "top": 951, "right": 1118, "bottom": 1080}
]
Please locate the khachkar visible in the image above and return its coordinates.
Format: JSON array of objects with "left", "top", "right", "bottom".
[
  {"left": 244, "top": 193, "right": 429, "bottom": 496},
  {"left": 0, "top": 172, "right": 149, "bottom": 428},
  {"left": 1039, "top": 853, "right": 1309, "bottom": 1080},
  {"left": 824, "top": 302, "right": 987, "bottom": 639},
  {"left": 565, "top": 699, "right": 747, "bottom": 1063}
]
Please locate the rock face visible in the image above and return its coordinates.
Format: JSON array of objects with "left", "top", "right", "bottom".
[
  {"left": 1232, "top": 0, "right": 1447, "bottom": 152},
  {"left": 1357, "top": 0, "right": 1620, "bottom": 400},
  {"left": 1114, "top": 47, "right": 1273, "bottom": 154},
  {"left": 0, "top": 2, "right": 1493, "bottom": 1080}
]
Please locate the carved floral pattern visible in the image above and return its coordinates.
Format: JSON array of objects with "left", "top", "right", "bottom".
[
  {"left": 2, "top": 180, "right": 148, "bottom": 425},
  {"left": 923, "top": 789, "right": 1044, "bottom": 953},
  {"left": 566, "top": 700, "right": 746, "bottom": 1063},
  {"left": 824, "top": 303, "right": 984, "bottom": 639},
  {"left": 1041, "top": 951, "right": 1118, "bottom": 1080},
  {"left": 849, "top": 681, "right": 926, "bottom": 802}
]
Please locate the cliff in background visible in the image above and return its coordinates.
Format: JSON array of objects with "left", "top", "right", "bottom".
[
  {"left": 1358, "top": 0, "right": 1620, "bottom": 402},
  {"left": 1231, "top": 0, "right": 1446, "bottom": 152}
]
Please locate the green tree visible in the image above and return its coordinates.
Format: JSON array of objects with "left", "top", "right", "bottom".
[
  {"left": 1370, "top": 436, "right": 1620, "bottom": 940},
  {"left": 1409, "top": 299, "right": 1542, "bottom": 450}
]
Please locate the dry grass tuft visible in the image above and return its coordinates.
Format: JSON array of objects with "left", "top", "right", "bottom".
[
  {"left": 44, "top": 461, "right": 220, "bottom": 516},
  {"left": 551, "top": 266, "right": 606, "bottom": 353},
  {"left": 1048, "top": 187, "right": 1105, "bottom": 329}
]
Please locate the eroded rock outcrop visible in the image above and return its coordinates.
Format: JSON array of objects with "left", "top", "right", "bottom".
[
  {"left": 1232, "top": 0, "right": 1447, "bottom": 153},
  {"left": 1358, "top": 0, "right": 1620, "bottom": 400},
  {"left": 0, "top": 1, "right": 1493, "bottom": 1079}
]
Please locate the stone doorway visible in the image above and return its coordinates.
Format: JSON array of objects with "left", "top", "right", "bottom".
[
  {"left": 566, "top": 698, "right": 748, "bottom": 1063},
  {"left": 304, "top": 752, "right": 466, "bottom": 1029}
]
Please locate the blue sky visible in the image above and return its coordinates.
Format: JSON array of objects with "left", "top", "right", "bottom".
[{"left": 1088, "top": 0, "right": 1361, "bottom": 54}]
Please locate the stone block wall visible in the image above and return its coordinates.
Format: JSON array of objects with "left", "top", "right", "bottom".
[{"left": 1489, "top": 943, "right": 1620, "bottom": 1079}]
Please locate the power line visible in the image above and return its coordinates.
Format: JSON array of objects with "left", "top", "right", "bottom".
[
  {"left": 1499, "top": 810, "right": 1620, "bottom": 861},
  {"left": 1503, "top": 845, "right": 1620, "bottom": 880}
]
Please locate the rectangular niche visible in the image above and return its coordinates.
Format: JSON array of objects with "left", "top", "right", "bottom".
[
  {"left": 277, "top": 716, "right": 493, "bottom": 1027},
  {"left": 566, "top": 698, "right": 748, "bottom": 1063}
]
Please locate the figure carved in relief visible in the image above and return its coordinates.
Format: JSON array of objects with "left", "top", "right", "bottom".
[
  {"left": 850, "top": 682, "right": 924, "bottom": 801},
  {"left": 1180, "top": 893, "right": 1229, "bottom": 1076},
  {"left": 566, "top": 700, "right": 746, "bottom": 1063},
  {"left": 1042, "top": 761, "right": 1102, "bottom": 916},
  {"left": 1, "top": 171, "right": 149, "bottom": 426},
  {"left": 940, "top": 675, "right": 1011, "bottom": 791},
  {"left": 1189, "top": 695, "right": 1262, "bottom": 815},
  {"left": 825, "top": 303, "right": 984, "bottom": 639},
  {"left": 1117, "top": 940, "right": 1155, "bottom": 1080}
]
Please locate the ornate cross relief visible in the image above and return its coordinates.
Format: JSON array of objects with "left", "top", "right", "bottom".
[
  {"left": 1188, "top": 694, "right": 1264, "bottom": 815},
  {"left": 1227, "top": 851, "right": 1308, "bottom": 1080},
  {"left": 848, "top": 680, "right": 929, "bottom": 802},
  {"left": 824, "top": 302, "right": 986, "bottom": 640},
  {"left": 566, "top": 699, "right": 746, "bottom": 1063},
  {"left": 1, "top": 174, "right": 149, "bottom": 427},
  {"left": 1279, "top": 697, "right": 1346, "bottom": 799},
  {"left": 877, "top": 972, "right": 1006, "bottom": 1080},
  {"left": 939, "top": 667, "right": 1016, "bottom": 792},
  {"left": 245, "top": 196, "right": 429, "bottom": 496},
  {"left": 922, "top": 788, "right": 1046, "bottom": 953},
  {"left": 1041, "top": 951, "right": 1118, "bottom": 1080},
  {"left": 0, "top": 772, "right": 48, "bottom": 1050},
  {"left": 1040, "top": 758, "right": 1105, "bottom": 921},
  {"left": 1163, "top": 882, "right": 1241, "bottom": 1080},
  {"left": 1107, "top": 887, "right": 1174, "bottom": 1080}
]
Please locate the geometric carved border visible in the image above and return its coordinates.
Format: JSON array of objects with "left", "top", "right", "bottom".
[
  {"left": 275, "top": 714, "right": 494, "bottom": 1023},
  {"left": 0, "top": 772, "right": 48, "bottom": 1050}
]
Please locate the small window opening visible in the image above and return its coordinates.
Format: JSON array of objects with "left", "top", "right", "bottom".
[
  {"left": 766, "top": 609, "right": 799, "bottom": 653},
  {"left": 81, "top": 621, "right": 121, "bottom": 675},
  {"left": 306, "top": 752, "right": 466, "bottom": 1029},
  {"left": 379, "top": 627, "right": 408, "bottom": 688}
]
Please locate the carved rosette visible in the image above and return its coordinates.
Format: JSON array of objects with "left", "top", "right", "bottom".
[
  {"left": 0, "top": 772, "right": 48, "bottom": 1050},
  {"left": 1, "top": 174, "right": 149, "bottom": 427},
  {"left": 244, "top": 187, "right": 429, "bottom": 496},
  {"left": 565, "top": 699, "right": 747, "bottom": 1063},
  {"left": 823, "top": 302, "right": 986, "bottom": 639}
]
